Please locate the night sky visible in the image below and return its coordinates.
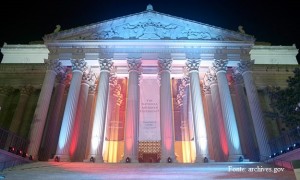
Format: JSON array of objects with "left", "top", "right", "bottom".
[{"left": 0, "top": 0, "right": 299, "bottom": 61}]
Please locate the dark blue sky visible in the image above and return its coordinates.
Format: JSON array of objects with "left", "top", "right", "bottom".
[{"left": 0, "top": 0, "right": 299, "bottom": 48}]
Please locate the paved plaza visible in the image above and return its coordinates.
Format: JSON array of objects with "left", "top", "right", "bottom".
[{"left": 0, "top": 161, "right": 296, "bottom": 180}]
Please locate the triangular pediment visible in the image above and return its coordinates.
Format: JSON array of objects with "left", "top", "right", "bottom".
[{"left": 44, "top": 7, "right": 254, "bottom": 42}]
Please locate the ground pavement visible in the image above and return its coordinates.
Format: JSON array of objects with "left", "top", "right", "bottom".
[{"left": 0, "top": 161, "right": 297, "bottom": 180}]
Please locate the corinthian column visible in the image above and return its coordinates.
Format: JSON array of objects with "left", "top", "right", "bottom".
[
  {"left": 212, "top": 59, "right": 243, "bottom": 161},
  {"left": 123, "top": 58, "right": 141, "bottom": 163},
  {"left": 27, "top": 59, "right": 63, "bottom": 159},
  {"left": 203, "top": 72, "right": 226, "bottom": 162},
  {"left": 55, "top": 59, "right": 87, "bottom": 161},
  {"left": 237, "top": 60, "right": 271, "bottom": 159},
  {"left": 88, "top": 56, "right": 113, "bottom": 163},
  {"left": 158, "top": 56, "right": 176, "bottom": 163},
  {"left": 39, "top": 71, "right": 69, "bottom": 161},
  {"left": 232, "top": 72, "right": 258, "bottom": 161},
  {"left": 9, "top": 86, "right": 33, "bottom": 134},
  {"left": 0, "top": 86, "right": 13, "bottom": 127},
  {"left": 186, "top": 56, "right": 209, "bottom": 162},
  {"left": 71, "top": 71, "right": 95, "bottom": 161}
]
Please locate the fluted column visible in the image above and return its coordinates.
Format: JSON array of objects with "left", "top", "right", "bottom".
[
  {"left": 71, "top": 71, "right": 95, "bottom": 161},
  {"left": 88, "top": 57, "right": 113, "bottom": 163},
  {"left": 232, "top": 73, "right": 258, "bottom": 161},
  {"left": 40, "top": 71, "right": 69, "bottom": 160},
  {"left": 27, "top": 59, "right": 63, "bottom": 159},
  {"left": 212, "top": 59, "right": 243, "bottom": 161},
  {"left": 202, "top": 84, "right": 215, "bottom": 160},
  {"left": 203, "top": 73, "right": 225, "bottom": 162},
  {"left": 82, "top": 85, "right": 96, "bottom": 160},
  {"left": 55, "top": 59, "right": 87, "bottom": 161},
  {"left": 186, "top": 57, "right": 209, "bottom": 162},
  {"left": 9, "top": 85, "right": 33, "bottom": 133},
  {"left": 123, "top": 58, "right": 141, "bottom": 163},
  {"left": 0, "top": 86, "right": 13, "bottom": 126},
  {"left": 158, "top": 56, "right": 176, "bottom": 163},
  {"left": 237, "top": 60, "right": 271, "bottom": 159}
]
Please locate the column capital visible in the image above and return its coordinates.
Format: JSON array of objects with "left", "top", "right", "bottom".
[
  {"left": 204, "top": 70, "right": 217, "bottom": 86},
  {"left": 232, "top": 72, "right": 244, "bottom": 85},
  {"left": 98, "top": 58, "right": 114, "bottom": 72},
  {"left": 20, "top": 85, "right": 34, "bottom": 95},
  {"left": 82, "top": 71, "right": 96, "bottom": 85},
  {"left": 212, "top": 59, "right": 228, "bottom": 73},
  {"left": 158, "top": 58, "right": 172, "bottom": 72},
  {"left": 45, "top": 59, "right": 63, "bottom": 74},
  {"left": 127, "top": 59, "right": 142, "bottom": 72},
  {"left": 71, "top": 59, "right": 88, "bottom": 72},
  {"left": 237, "top": 60, "right": 254, "bottom": 75},
  {"left": 56, "top": 71, "right": 71, "bottom": 85},
  {"left": 0, "top": 86, "right": 14, "bottom": 95},
  {"left": 186, "top": 59, "right": 200, "bottom": 72},
  {"left": 202, "top": 83, "right": 211, "bottom": 95},
  {"left": 88, "top": 84, "right": 96, "bottom": 94}
]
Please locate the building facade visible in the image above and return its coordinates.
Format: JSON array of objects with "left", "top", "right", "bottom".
[{"left": 0, "top": 5, "right": 299, "bottom": 163}]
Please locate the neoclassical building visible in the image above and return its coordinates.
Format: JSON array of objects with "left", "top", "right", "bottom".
[{"left": 0, "top": 5, "right": 298, "bottom": 163}]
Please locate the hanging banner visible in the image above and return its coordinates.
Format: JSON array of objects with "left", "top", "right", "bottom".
[{"left": 139, "top": 75, "right": 161, "bottom": 141}]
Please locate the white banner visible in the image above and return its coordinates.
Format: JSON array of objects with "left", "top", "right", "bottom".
[{"left": 139, "top": 75, "right": 161, "bottom": 141}]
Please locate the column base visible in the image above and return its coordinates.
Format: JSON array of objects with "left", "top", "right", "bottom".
[
  {"left": 194, "top": 155, "right": 212, "bottom": 163},
  {"left": 228, "top": 154, "right": 247, "bottom": 162},
  {"left": 160, "top": 156, "right": 177, "bottom": 163},
  {"left": 52, "top": 154, "right": 70, "bottom": 162},
  {"left": 121, "top": 156, "right": 139, "bottom": 163},
  {"left": 84, "top": 155, "right": 104, "bottom": 163}
]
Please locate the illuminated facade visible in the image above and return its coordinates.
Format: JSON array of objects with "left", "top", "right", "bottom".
[{"left": 0, "top": 5, "right": 298, "bottom": 163}]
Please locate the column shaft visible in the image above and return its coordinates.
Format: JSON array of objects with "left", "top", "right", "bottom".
[
  {"left": 243, "top": 71, "right": 271, "bottom": 158},
  {"left": 27, "top": 60, "right": 62, "bottom": 159},
  {"left": 55, "top": 70, "right": 83, "bottom": 161},
  {"left": 234, "top": 81, "right": 259, "bottom": 161},
  {"left": 211, "top": 83, "right": 228, "bottom": 161},
  {"left": 88, "top": 58, "right": 113, "bottom": 163},
  {"left": 215, "top": 71, "right": 243, "bottom": 161},
  {"left": 71, "top": 81, "right": 90, "bottom": 161},
  {"left": 124, "top": 67, "right": 140, "bottom": 162},
  {"left": 160, "top": 70, "right": 175, "bottom": 162},
  {"left": 40, "top": 81, "right": 66, "bottom": 160},
  {"left": 189, "top": 71, "right": 209, "bottom": 161}
]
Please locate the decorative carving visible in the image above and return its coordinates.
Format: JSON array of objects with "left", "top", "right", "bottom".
[
  {"left": 202, "top": 84, "right": 211, "bottom": 95},
  {"left": 89, "top": 85, "right": 96, "bottom": 94},
  {"left": 82, "top": 71, "right": 96, "bottom": 85},
  {"left": 20, "top": 86, "right": 34, "bottom": 95},
  {"left": 236, "top": 60, "right": 254, "bottom": 74},
  {"left": 186, "top": 58, "right": 200, "bottom": 72},
  {"left": 0, "top": 86, "right": 13, "bottom": 95},
  {"left": 212, "top": 59, "right": 228, "bottom": 73},
  {"left": 86, "top": 18, "right": 216, "bottom": 40},
  {"left": 158, "top": 58, "right": 172, "bottom": 72},
  {"left": 45, "top": 59, "right": 63, "bottom": 74},
  {"left": 232, "top": 72, "right": 244, "bottom": 85},
  {"left": 127, "top": 59, "right": 142, "bottom": 72},
  {"left": 56, "top": 69, "right": 70, "bottom": 84},
  {"left": 98, "top": 58, "right": 113, "bottom": 72},
  {"left": 204, "top": 70, "right": 217, "bottom": 86},
  {"left": 71, "top": 59, "right": 88, "bottom": 72}
]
